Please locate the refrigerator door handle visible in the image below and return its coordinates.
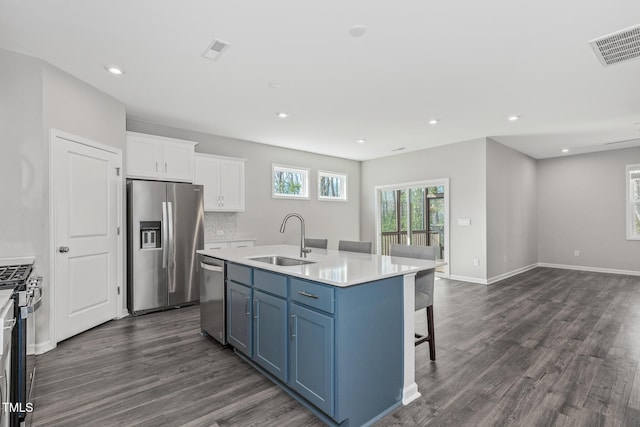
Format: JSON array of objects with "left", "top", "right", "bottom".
[
  {"left": 162, "top": 201, "right": 168, "bottom": 268},
  {"left": 167, "top": 202, "right": 174, "bottom": 268}
]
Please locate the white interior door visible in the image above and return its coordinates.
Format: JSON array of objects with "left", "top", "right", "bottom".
[{"left": 53, "top": 134, "right": 120, "bottom": 342}]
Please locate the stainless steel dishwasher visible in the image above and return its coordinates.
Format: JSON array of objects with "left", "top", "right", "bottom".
[{"left": 200, "top": 255, "right": 226, "bottom": 345}]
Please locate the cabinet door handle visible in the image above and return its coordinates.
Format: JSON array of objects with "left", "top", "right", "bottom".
[
  {"left": 155, "top": 161, "right": 158, "bottom": 172},
  {"left": 245, "top": 295, "right": 250, "bottom": 316},
  {"left": 297, "top": 291, "right": 319, "bottom": 299},
  {"left": 254, "top": 299, "right": 259, "bottom": 320},
  {"left": 165, "top": 162, "right": 167, "bottom": 173},
  {"left": 290, "top": 314, "right": 296, "bottom": 340}
]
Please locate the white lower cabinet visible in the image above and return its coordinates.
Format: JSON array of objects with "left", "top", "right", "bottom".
[{"left": 204, "top": 240, "right": 254, "bottom": 250}]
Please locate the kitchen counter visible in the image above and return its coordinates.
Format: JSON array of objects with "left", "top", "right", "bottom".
[
  {"left": 198, "top": 243, "right": 444, "bottom": 422},
  {"left": 197, "top": 244, "right": 441, "bottom": 287},
  {"left": 0, "top": 289, "right": 13, "bottom": 311},
  {"left": 204, "top": 236, "right": 256, "bottom": 243}
]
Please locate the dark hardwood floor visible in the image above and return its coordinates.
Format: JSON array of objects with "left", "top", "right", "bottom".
[{"left": 30, "top": 268, "right": 640, "bottom": 426}]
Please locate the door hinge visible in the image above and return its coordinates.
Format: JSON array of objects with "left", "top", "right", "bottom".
[
  {"left": 117, "top": 286, "right": 121, "bottom": 295},
  {"left": 117, "top": 226, "right": 121, "bottom": 235},
  {"left": 115, "top": 167, "right": 121, "bottom": 176}
]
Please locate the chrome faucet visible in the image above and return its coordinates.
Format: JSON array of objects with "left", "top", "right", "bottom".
[{"left": 280, "top": 213, "right": 312, "bottom": 258}]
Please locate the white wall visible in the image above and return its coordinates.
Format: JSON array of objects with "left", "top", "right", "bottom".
[
  {"left": 360, "top": 138, "right": 488, "bottom": 281},
  {"left": 486, "top": 139, "right": 538, "bottom": 281},
  {"left": 126, "top": 119, "right": 361, "bottom": 249},
  {"left": 0, "top": 48, "right": 126, "bottom": 351},
  {"left": 538, "top": 146, "right": 640, "bottom": 273},
  {"left": 0, "top": 50, "right": 45, "bottom": 259}
]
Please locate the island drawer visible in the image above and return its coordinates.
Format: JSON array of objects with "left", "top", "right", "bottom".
[
  {"left": 227, "top": 263, "right": 252, "bottom": 286},
  {"left": 290, "top": 278, "right": 334, "bottom": 314},
  {"left": 254, "top": 269, "right": 287, "bottom": 298}
]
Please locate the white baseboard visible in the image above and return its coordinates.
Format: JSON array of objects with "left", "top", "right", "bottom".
[
  {"left": 448, "top": 275, "right": 488, "bottom": 285},
  {"left": 117, "top": 308, "right": 130, "bottom": 319},
  {"left": 34, "top": 340, "right": 56, "bottom": 355},
  {"left": 537, "top": 263, "right": 640, "bottom": 277},
  {"left": 487, "top": 264, "right": 539, "bottom": 285},
  {"left": 448, "top": 262, "right": 639, "bottom": 286}
]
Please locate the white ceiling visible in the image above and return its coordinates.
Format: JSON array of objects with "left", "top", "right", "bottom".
[{"left": 1, "top": 0, "right": 640, "bottom": 161}]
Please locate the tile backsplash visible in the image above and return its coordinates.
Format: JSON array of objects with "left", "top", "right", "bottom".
[{"left": 204, "top": 212, "right": 237, "bottom": 240}]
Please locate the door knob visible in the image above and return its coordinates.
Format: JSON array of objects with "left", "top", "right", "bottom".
[{"left": 58, "top": 246, "right": 70, "bottom": 253}]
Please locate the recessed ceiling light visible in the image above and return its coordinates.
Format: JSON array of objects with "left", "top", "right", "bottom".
[
  {"left": 105, "top": 66, "right": 124, "bottom": 75},
  {"left": 357, "top": 139, "right": 366, "bottom": 144},
  {"left": 429, "top": 119, "right": 439, "bottom": 125},
  {"left": 276, "top": 112, "right": 289, "bottom": 119},
  {"left": 507, "top": 115, "right": 520, "bottom": 121},
  {"left": 562, "top": 148, "right": 569, "bottom": 153},
  {"left": 348, "top": 25, "right": 367, "bottom": 37}
]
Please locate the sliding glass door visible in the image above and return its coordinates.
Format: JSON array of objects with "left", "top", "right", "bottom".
[{"left": 377, "top": 179, "right": 449, "bottom": 275}]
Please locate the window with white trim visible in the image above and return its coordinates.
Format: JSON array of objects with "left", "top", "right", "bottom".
[
  {"left": 318, "top": 170, "right": 347, "bottom": 201},
  {"left": 627, "top": 164, "right": 640, "bottom": 240},
  {"left": 272, "top": 164, "right": 309, "bottom": 199}
]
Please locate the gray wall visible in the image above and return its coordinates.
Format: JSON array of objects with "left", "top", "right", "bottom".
[
  {"left": 486, "top": 139, "right": 538, "bottom": 280},
  {"left": 0, "top": 49, "right": 126, "bottom": 350},
  {"left": 127, "top": 120, "right": 361, "bottom": 249},
  {"left": 360, "top": 138, "right": 488, "bottom": 281},
  {"left": 538, "top": 146, "right": 640, "bottom": 272}
]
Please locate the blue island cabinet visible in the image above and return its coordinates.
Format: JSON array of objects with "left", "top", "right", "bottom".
[
  {"left": 289, "top": 301, "right": 334, "bottom": 415},
  {"left": 253, "top": 268, "right": 288, "bottom": 382},
  {"left": 226, "top": 263, "right": 253, "bottom": 357},
  {"left": 226, "top": 262, "right": 405, "bottom": 427}
]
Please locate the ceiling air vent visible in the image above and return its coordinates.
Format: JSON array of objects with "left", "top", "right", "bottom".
[
  {"left": 589, "top": 24, "right": 640, "bottom": 66},
  {"left": 202, "top": 38, "right": 231, "bottom": 61}
]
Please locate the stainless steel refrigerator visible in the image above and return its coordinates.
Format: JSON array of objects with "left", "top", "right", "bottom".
[{"left": 127, "top": 180, "right": 204, "bottom": 314}]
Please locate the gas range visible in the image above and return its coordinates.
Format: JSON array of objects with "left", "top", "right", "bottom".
[{"left": 0, "top": 257, "right": 42, "bottom": 426}]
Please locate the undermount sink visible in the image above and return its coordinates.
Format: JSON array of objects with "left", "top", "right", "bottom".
[{"left": 249, "top": 255, "right": 315, "bottom": 266}]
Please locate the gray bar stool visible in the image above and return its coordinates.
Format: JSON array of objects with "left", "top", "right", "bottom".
[
  {"left": 390, "top": 244, "right": 437, "bottom": 361},
  {"left": 304, "top": 238, "right": 328, "bottom": 249},
  {"left": 338, "top": 240, "right": 372, "bottom": 254}
]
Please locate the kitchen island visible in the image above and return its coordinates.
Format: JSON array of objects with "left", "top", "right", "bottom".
[{"left": 197, "top": 244, "right": 441, "bottom": 427}]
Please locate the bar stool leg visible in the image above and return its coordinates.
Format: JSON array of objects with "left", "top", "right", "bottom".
[{"left": 426, "top": 305, "right": 435, "bottom": 361}]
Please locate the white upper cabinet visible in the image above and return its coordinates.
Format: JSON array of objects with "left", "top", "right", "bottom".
[
  {"left": 195, "top": 153, "right": 246, "bottom": 212},
  {"left": 126, "top": 132, "right": 197, "bottom": 182}
]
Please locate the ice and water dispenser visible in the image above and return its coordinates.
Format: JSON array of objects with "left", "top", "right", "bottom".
[{"left": 140, "top": 221, "right": 161, "bottom": 249}]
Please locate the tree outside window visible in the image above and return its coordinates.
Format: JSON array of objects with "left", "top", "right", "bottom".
[
  {"left": 272, "top": 164, "right": 309, "bottom": 199},
  {"left": 318, "top": 171, "right": 347, "bottom": 201},
  {"left": 627, "top": 165, "right": 640, "bottom": 239}
]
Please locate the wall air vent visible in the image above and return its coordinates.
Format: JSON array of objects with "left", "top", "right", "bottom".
[
  {"left": 589, "top": 24, "right": 640, "bottom": 66},
  {"left": 202, "top": 38, "right": 231, "bottom": 61}
]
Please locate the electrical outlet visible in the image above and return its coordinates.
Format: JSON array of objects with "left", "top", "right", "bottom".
[
  {"left": 473, "top": 258, "right": 480, "bottom": 267},
  {"left": 503, "top": 255, "right": 507, "bottom": 262},
  {"left": 574, "top": 250, "right": 580, "bottom": 257}
]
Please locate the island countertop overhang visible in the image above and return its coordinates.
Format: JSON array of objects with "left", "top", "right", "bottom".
[{"left": 197, "top": 244, "right": 442, "bottom": 287}]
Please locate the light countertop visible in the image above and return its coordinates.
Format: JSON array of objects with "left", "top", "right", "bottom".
[
  {"left": 205, "top": 236, "right": 256, "bottom": 243},
  {"left": 0, "top": 289, "right": 14, "bottom": 311},
  {"left": 197, "top": 244, "right": 443, "bottom": 287}
]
